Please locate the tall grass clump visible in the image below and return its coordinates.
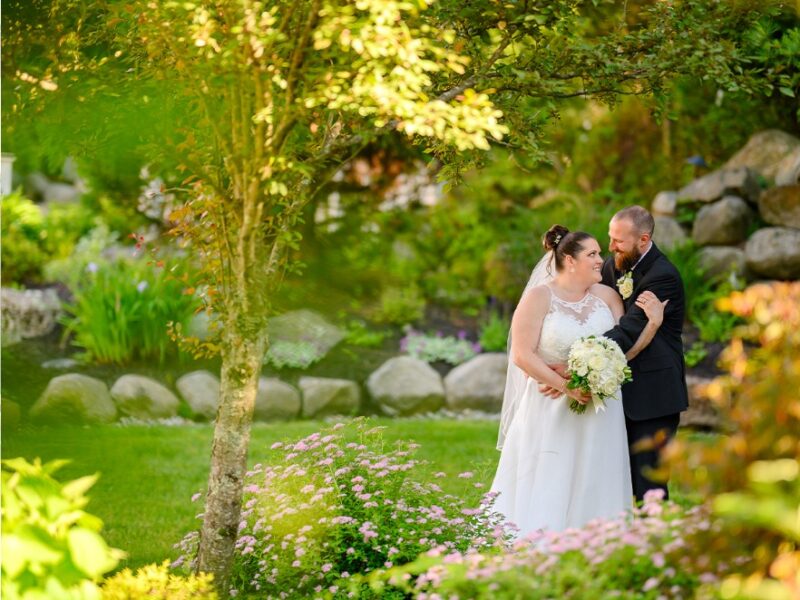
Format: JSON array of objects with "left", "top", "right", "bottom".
[
  {"left": 62, "top": 257, "right": 200, "bottom": 365},
  {"left": 175, "top": 419, "right": 509, "bottom": 598}
]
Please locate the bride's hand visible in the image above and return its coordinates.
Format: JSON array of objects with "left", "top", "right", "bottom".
[
  {"left": 564, "top": 385, "right": 591, "bottom": 405},
  {"left": 636, "top": 291, "right": 669, "bottom": 327}
]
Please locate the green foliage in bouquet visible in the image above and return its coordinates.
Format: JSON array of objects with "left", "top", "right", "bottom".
[
  {"left": 566, "top": 335, "right": 632, "bottom": 414},
  {"left": 1, "top": 457, "right": 124, "bottom": 600}
]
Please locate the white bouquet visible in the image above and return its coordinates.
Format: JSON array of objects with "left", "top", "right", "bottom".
[{"left": 566, "top": 335, "right": 632, "bottom": 414}]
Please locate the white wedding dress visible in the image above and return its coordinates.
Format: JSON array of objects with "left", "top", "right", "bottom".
[{"left": 491, "top": 287, "right": 633, "bottom": 537}]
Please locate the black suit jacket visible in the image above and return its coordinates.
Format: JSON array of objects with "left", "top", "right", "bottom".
[{"left": 601, "top": 243, "right": 689, "bottom": 421}]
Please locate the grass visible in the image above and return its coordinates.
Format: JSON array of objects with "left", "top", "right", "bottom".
[
  {"left": 2, "top": 418, "right": 500, "bottom": 570},
  {"left": 2, "top": 418, "right": 703, "bottom": 571}
]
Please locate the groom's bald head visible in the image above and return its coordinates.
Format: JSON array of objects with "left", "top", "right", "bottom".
[
  {"left": 612, "top": 205, "right": 655, "bottom": 237},
  {"left": 609, "top": 206, "right": 654, "bottom": 271}
]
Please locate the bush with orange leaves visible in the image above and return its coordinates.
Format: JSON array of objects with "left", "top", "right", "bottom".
[{"left": 665, "top": 281, "right": 800, "bottom": 599}]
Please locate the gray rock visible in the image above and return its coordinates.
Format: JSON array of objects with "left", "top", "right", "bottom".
[
  {"left": 692, "top": 196, "right": 754, "bottom": 246},
  {"left": 30, "top": 374, "right": 116, "bottom": 424},
  {"left": 680, "top": 375, "right": 720, "bottom": 430},
  {"left": 41, "top": 358, "right": 81, "bottom": 370},
  {"left": 176, "top": 370, "right": 220, "bottom": 420},
  {"left": 724, "top": 130, "right": 800, "bottom": 183},
  {"left": 775, "top": 147, "right": 800, "bottom": 186},
  {"left": 677, "top": 167, "right": 760, "bottom": 204},
  {"left": 110, "top": 374, "right": 180, "bottom": 419},
  {"left": 652, "top": 216, "right": 688, "bottom": 252},
  {"left": 651, "top": 191, "right": 678, "bottom": 216},
  {"left": 745, "top": 227, "right": 800, "bottom": 280},
  {"left": 187, "top": 311, "right": 214, "bottom": 341},
  {"left": 1, "top": 287, "right": 62, "bottom": 346},
  {"left": 697, "top": 247, "right": 747, "bottom": 281},
  {"left": 255, "top": 378, "right": 301, "bottom": 421},
  {"left": 26, "top": 172, "right": 82, "bottom": 205},
  {"left": 268, "top": 309, "right": 344, "bottom": 357},
  {"left": 444, "top": 353, "right": 507, "bottom": 412},
  {"left": 758, "top": 185, "right": 800, "bottom": 229},
  {"left": 367, "top": 356, "right": 445, "bottom": 416},
  {"left": 298, "top": 377, "right": 359, "bottom": 418}
]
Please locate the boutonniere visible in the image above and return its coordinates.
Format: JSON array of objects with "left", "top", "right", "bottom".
[{"left": 616, "top": 271, "right": 634, "bottom": 300}]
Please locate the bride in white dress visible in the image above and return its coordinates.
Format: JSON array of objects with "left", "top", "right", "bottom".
[{"left": 492, "top": 225, "right": 665, "bottom": 536}]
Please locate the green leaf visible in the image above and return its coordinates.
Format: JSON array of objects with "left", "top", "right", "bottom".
[
  {"left": 61, "top": 475, "right": 99, "bottom": 501},
  {"left": 67, "top": 528, "right": 118, "bottom": 578},
  {"left": 778, "top": 86, "right": 795, "bottom": 97},
  {"left": 7, "top": 525, "right": 64, "bottom": 567}
]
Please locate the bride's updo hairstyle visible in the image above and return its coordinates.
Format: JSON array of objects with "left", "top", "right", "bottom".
[{"left": 542, "top": 224, "right": 594, "bottom": 273}]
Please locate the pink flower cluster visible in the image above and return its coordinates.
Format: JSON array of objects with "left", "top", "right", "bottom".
[
  {"left": 381, "top": 490, "right": 726, "bottom": 599},
  {"left": 174, "top": 419, "right": 510, "bottom": 598}
]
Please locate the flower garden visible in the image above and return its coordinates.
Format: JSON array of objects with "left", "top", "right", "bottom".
[{"left": 3, "top": 0, "right": 800, "bottom": 598}]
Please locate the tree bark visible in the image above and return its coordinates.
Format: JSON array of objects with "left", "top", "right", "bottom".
[{"left": 196, "top": 332, "right": 265, "bottom": 592}]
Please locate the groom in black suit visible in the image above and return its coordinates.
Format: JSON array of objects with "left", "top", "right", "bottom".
[{"left": 601, "top": 206, "right": 689, "bottom": 502}]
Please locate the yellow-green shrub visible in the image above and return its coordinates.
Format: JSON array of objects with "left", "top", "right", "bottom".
[
  {"left": 1, "top": 457, "right": 124, "bottom": 600},
  {"left": 102, "top": 561, "right": 217, "bottom": 600}
]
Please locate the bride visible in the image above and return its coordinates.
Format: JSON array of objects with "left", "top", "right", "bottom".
[{"left": 492, "top": 225, "right": 666, "bottom": 536}]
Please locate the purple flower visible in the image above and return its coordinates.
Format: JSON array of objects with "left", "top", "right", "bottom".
[
  {"left": 86, "top": 262, "right": 99, "bottom": 273},
  {"left": 136, "top": 280, "right": 149, "bottom": 293}
]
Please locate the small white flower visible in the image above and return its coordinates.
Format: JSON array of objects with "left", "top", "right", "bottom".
[{"left": 616, "top": 271, "right": 634, "bottom": 299}]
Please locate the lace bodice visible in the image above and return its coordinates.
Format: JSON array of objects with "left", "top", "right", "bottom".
[{"left": 537, "top": 288, "right": 616, "bottom": 363}]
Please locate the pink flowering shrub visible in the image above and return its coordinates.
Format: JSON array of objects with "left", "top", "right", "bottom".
[
  {"left": 366, "top": 491, "right": 731, "bottom": 599},
  {"left": 174, "top": 420, "right": 509, "bottom": 598}
]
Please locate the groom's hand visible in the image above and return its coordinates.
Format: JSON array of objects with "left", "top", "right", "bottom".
[{"left": 540, "top": 364, "right": 571, "bottom": 398}]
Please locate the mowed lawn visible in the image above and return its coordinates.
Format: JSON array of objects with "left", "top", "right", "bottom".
[{"left": 2, "top": 419, "right": 501, "bottom": 570}]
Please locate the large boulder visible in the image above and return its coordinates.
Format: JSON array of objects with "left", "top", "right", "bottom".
[
  {"left": 367, "top": 356, "right": 445, "bottom": 416},
  {"left": 110, "top": 375, "right": 180, "bottom": 419},
  {"left": 652, "top": 216, "right": 688, "bottom": 252},
  {"left": 255, "top": 378, "right": 301, "bottom": 421},
  {"left": 692, "top": 196, "right": 753, "bottom": 247},
  {"left": 298, "top": 377, "right": 359, "bottom": 418},
  {"left": 758, "top": 184, "right": 800, "bottom": 229},
  {"left": 444, "top": 353, "right": 507, "bottom": 412},
  {"left": 677, "top": 167, "right": 760, "bottom": 204},
  {"left": 1, "top": 287, "right": 62, "bottom": 346},
  {"left": 775, "top": 148, "right": 800, "bottom": 186},
  {"left": 680, "top": 375, "right": 720, "bottom": 430},
  {"left": 30, "top": 374, "right": 116, "bottom": 424},
  {"left": 697, "top": 247, "right": 747, "bottom": 281},
  {"left": 26, "top": 172, "right": 82, "bottom": 205},
  {"left": 268, "top": 309, "right": 344, "bottom": 357},
  {"left": 745, "top": 227, "right": 800, "bottom": 280},
  {"left": 724, "top": 130, "right": 800, "bottom": 183},
  {"left": 176, "top": 370, "right": 220, "bottom": 420},
  {"left": 651, "top": 191, "right": 678, "bottom": 216}
]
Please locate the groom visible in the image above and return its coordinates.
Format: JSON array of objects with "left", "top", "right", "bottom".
[{"left": 601, "top": 205, "right": 688, "bottom": 502}]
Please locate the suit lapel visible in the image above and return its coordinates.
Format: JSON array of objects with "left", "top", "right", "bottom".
[{"left": 632, "top": 243, "right": 662, "bottom": 292}]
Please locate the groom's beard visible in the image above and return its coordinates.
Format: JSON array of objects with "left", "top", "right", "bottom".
[{"left": 614, "top": 247, "right": 642, "bottom": 272}]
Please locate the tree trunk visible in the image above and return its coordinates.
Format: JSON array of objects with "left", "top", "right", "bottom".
[{"left": 196, "top": 332, "right": 265, "bottom": 592}]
